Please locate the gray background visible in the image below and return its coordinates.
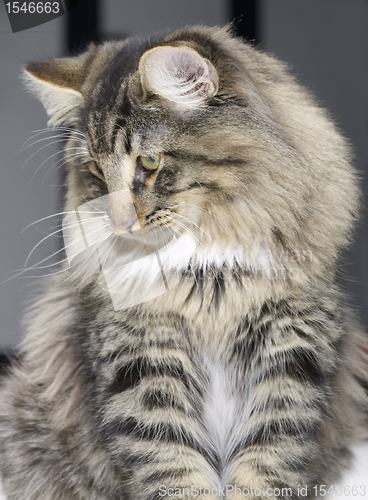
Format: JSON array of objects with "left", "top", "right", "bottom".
[
  {"left": 0, "top": 0, "right": 367, "bottom": 349},
  {"left": 0, "top": 4, "right": 63, "bottom": 349},
  {"left": 261, "top": 0, "right": 368, "bottom": 333}
]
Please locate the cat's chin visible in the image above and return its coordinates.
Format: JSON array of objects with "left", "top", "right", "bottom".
[
  {"left": 114, "top": 224, "right": 175, "bottom": 250},
  {"left": 114, "top": 228, "right": 143, "bottom": 241}
]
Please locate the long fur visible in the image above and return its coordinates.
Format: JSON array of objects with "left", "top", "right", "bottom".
[{"left": 0, "top": 26, "right": 368, "bottom": 500}]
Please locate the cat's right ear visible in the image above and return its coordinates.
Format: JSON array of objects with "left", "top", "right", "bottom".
[
  {"left": 139, "top": 45, "right": 218, "bottom": 112},
  {"left": 23, "top": 54, "right": 87, "bottom": 127}
]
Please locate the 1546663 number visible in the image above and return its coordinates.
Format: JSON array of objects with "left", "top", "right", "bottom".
[
  {"left": 313, "top": 485, "right": 367, "bottom": 496},
  {"left": 5, "top": 2, "right": 60, "bottom": 14}
]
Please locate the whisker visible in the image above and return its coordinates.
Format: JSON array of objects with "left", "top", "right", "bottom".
[
  {"left": 99, "top": 235, "right": 119, "bottom": 271},
  {"left": 77, "top": 192, "right": 107, "bottom": 213},
  {"left": 172, "top": 212, "right": 215, "bottom": 245},
  {"left": 83, "top": 120, "right": 119, "bottom": 146},
  {"left": 165, "top": 218, "right": 219, "bottom": 281},
  {"left": 24, "top": 216, "right": 111, "bottom": 267},
  {"left": 23, "top": 126, "right": 86, "bottom": 145},
  {"left": 66, "top": 230, "right": 116, "bottom": 289},
  {"left": 172, "top": 202, "right": 228, "bottom": 231},
  {"left": 41, "top": 151, "right": 89, "bottom": 187},
  {"left": 2, "top": 223, "right": 113, "bottom": 283},
  {"left": 19, "top": 132, "right": 84, "bottom": 153},
  {"left": 13, "top": 229, "right": 112, "bottom": 281},
  {"left": 37, "top": 215, "right": 110, "bottom": 237},
  {"left": 21, "top": 211, "right": 106, "bottom": 233},
  {"left": 20, "top": 128, "right": 65, "bottom": 149},
  {"left": 169, "top": 218, "right": 204, "bottom": 250},
  {"left": 27, "top": 146, "right": 87, "bottom": 187},
  {"left": 21, "top": 139, "right": 83, "bottom": 174}
]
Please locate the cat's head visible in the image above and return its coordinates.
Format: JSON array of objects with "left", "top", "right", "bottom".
[{"left": 23, "top": 26, "right": 359, "bottom": 285}]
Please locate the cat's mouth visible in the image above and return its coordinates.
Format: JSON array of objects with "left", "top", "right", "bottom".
[
  {"left": 62, "top": 193, "right": 178, "bottom": 276},
  {"left": 112, "top": 219, "right": 175, "bottom": 251}
]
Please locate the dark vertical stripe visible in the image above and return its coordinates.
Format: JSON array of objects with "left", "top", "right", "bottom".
[
  {"left": 0, "top": 350, "right": 17, "bottom": 377},
  {"left": 66, "top": 0, "right": 100, "bottom": 54},
  {"left": 232, "top": 0, "right": 259, "bottom": 44}
]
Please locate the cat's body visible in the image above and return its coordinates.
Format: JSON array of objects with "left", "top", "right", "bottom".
[{"left": 0, "top": 26, "right": 367, "bottom": 499}]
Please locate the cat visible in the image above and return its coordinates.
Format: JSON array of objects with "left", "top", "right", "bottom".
[{"left": 0, "top": 25, "right": 368, "bottom": 500}]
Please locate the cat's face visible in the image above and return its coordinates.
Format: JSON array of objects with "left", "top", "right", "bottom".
[
  {"left": 26, "top": 32, "right": 255, "bottom": 263},
  {"left": 24, "top": 26, "right": 358, "bottom": 288}
]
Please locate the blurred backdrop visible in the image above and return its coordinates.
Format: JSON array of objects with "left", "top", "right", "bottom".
[{"left": 0, "top": 0, "right": 367, "bottom": 352}]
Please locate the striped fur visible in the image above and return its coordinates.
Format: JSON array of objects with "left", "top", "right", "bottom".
[{"left": 1, "top": 26, "right": 368, "bottom": 499}]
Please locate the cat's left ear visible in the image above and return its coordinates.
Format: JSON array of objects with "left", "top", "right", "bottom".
[
  {"left": 23, "top": 53, "right": 89, "bottom": 127},
  {"left": 139, "top": 45, "right": 218, "bottom": 111}
]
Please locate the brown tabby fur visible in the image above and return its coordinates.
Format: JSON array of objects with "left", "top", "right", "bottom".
[{"left": 0, "top": 26, "right": 368, "bottom": 500}]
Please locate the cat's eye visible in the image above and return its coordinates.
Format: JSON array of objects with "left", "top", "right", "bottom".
[
  {"left": 88, "top": 161, "right": 105, "bottom": 182},
  {"left": 138, "top": 153, "right": 161, "bottom": 170}
]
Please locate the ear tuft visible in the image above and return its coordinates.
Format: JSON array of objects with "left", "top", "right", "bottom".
[
  {"left": 139, "top": 46, "right": 218, "bottom": 110},
  {"left": 23, "top": 57, "right": 86, "bottom": 127}
]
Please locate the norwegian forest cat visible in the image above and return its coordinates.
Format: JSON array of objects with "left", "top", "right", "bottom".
[{"left": 0, "top": 25, "right": 368, "bottom": 500}]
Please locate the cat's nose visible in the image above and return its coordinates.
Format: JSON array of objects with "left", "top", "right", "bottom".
[{"left": 107, "top": 188, "right": 140, "bottom": 233}]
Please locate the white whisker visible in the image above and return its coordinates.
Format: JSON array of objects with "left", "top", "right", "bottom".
[
  {"left": 21, "top": 139, "right": 83, "bottom": 173},
  {"left": 2, "top": 223, "right": 114, "bottom": 284},
  {"left": 19, "top": 132, "right": 83, "bottom": 153},
  {"left": 27, "top": 146, "right": 87, "bottom": 187},
  {"left": 169, "top": 217, "right": 205, "bottom": 250},
  {"left": 173, "top": 212, "right": 215, "bottom": 246},
  {"left": 21, "top": 211, "right": 106, "bottom": 233},
  {"left": 24, "top": 216, "right": 111, "bottom": 267},
  {"left": 41, "top": 151, "right": 90, "bottom": 186}
]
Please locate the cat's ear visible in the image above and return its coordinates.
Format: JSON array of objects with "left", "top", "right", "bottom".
[
  {"left": 139, "top": 45, "right": 218, "bottom": 111},
  {"left": 23, "top": 54, "right": 88, "bottom": 127}
]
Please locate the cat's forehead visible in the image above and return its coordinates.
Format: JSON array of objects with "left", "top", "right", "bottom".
[
  {"left": 85, "top": 43, "right": 147, "bottom": 114},
  {"left": 84, "top": 88, "right": 178, "bottom": 157},
  {"left": 79, "top": 42, "right": 162, "bottom": 153},
  {"left": 83, "top": 49, "right": 193, "bottom": 155},
  {"left": 85, "top": 118, "right": 177, "bottom": 159}
]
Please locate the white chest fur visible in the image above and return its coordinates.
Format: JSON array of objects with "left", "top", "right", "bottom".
[{"left": 202, "top": 363, "right": 239, "bottom": 463}]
